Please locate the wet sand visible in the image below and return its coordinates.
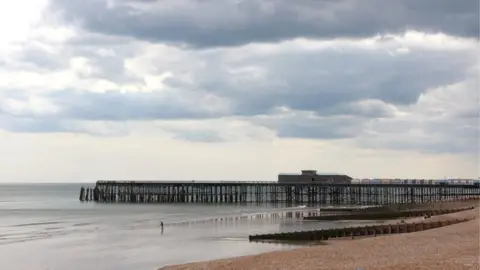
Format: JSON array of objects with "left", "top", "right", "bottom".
[{"left": 160, "top": 205, "right": 480, "bottom": 270}]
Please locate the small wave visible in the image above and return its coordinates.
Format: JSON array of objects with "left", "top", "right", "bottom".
[
  {"left": 44, "top": 227, "right": 62, "bottom": 231},
  {"left": 221, "top": 237, "right": 246, "bottom": 241},
  {"left": 0, "top": 229, "right": 70, "bottom": 245},
  {"left": 162, "top": 213, "right": 186, "bottom": 217},
  {"left": 12, "top": 221, "right": 63, "bottom": 227},
  {"left": 72, "top": 223, "right": 92, "bottom": 227},
  {"left": 0, "top": 234, "right": 53, "bottom": 245}
]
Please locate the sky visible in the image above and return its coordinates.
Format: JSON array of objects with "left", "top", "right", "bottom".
[{"left": 0, "top": 0, "right": 478, "bottom": 182}]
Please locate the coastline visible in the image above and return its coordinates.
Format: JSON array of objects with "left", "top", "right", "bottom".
[{"left": 159, "top": 204, "right": 480, "bottom": 270}]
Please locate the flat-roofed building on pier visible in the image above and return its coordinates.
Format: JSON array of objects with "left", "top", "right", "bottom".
[{"left": 278, "top": 170, "right": 352, "bottom": 184}]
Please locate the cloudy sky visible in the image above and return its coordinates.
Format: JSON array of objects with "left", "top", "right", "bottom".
[{"left": 0, "top": 0, "right": 478, "bottom": 182}]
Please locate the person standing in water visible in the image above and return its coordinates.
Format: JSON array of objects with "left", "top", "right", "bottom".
[{"left": 160, "top": 221, "right": 164, "bottom": 229}]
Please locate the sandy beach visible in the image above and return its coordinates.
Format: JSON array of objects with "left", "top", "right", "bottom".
[{"left": 160, "top": 205, "right": 480, "bottom": 270}]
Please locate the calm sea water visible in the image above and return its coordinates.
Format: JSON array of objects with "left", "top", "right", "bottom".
[{"left": 0, "top": 183, "right": 381, "bottom": 270}]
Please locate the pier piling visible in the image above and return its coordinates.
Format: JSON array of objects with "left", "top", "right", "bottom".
[{"left": 79, "top": 187, "right": 85, "bottom": 201}]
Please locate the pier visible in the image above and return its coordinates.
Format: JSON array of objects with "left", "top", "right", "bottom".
[{"left": 79, "top": 181, "right": 480, "bottom": 205}]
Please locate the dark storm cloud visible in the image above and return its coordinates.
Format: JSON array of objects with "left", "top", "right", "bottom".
[{"left": 49, "top": 0, "right": 479, "bottom": 48}]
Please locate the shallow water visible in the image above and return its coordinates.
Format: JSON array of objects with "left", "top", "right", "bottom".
[{"left": 0, "top": 183, "right": 382, "bottom": 270}]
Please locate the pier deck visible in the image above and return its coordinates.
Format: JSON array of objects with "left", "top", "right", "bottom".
[{"left": 79, "top": 181, "right": 480, "bottom": 205}]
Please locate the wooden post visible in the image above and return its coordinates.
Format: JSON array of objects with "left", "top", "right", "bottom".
[{"left": 79, "top": 187, "right": 85, "bottom": 201}]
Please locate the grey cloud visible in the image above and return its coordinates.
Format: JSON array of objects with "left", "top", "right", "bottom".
[
  {"left": 171, "top": 129, "right": 225, "bottom": 143},
  {"left": 45, "top": 89, "right": 224, "bottom": 120},
  {"left": 65, "top": 35, "right": 143, "bottom": 83},
  {"left": 455, "top": 109, "right": 480, "bottom": 119},
  {"left": 329, "top": 100, "right": 397, "bottom": 118},
  {"left": 182, "top": 48, "right": 474, "bottom": 117},
  {"left": 4, "top": 45, "right": 474, "bottom": 123},
  {"left": 49, "top": 0, "right": 479, "bottom": 48},
  {"left": 74, "top": 51, "right": 138, "bottom": 84},
  {"left": 0, "top": 37, "right": 140, "bottom": 87},
  {"left": 255, "top": 114, "right": 364, "bottom": 139},
  {"left": 0, "top": 116, "right": 69, "bottom": 133},
  {"left": 0, "top": 47, "right": 66, "bottom": 73},
  {"left": 0, "top": 116, "right": 130, "bottom": 136},
  {"left": 254, "top": 107, "right": 479, "bottom": 154},
  {"left": 356, "top": 115, "right": 479, "bottom": 154},
  {"left": 18, "top": 44, "right": 69, "bottom": 71},
  {"left": 4, "top": 0, "right": 479, "bottom": 156}
]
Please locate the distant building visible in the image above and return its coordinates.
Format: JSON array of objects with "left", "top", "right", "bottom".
[{"left": 278, "top": 170, "right": 352, "bottom": 184}]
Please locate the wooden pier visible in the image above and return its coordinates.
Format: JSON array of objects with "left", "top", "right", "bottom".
[{"left": 79, "top": 181, "right": 480, "bottom": 205}]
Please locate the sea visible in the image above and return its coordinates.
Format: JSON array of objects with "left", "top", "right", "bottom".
[{"left": 0, "top": 183, "right": 383, "bottom": 270}]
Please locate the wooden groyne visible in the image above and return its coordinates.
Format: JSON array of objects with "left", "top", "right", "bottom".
[
  {"left": 79, "top": 181, "right": 480, "bottom": 205},
  {"left": 248, "top": 217, "right": 473, "bottom": 242},
  {"left": 303, "top": 206, "right": 475, "bottom": 221}
]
